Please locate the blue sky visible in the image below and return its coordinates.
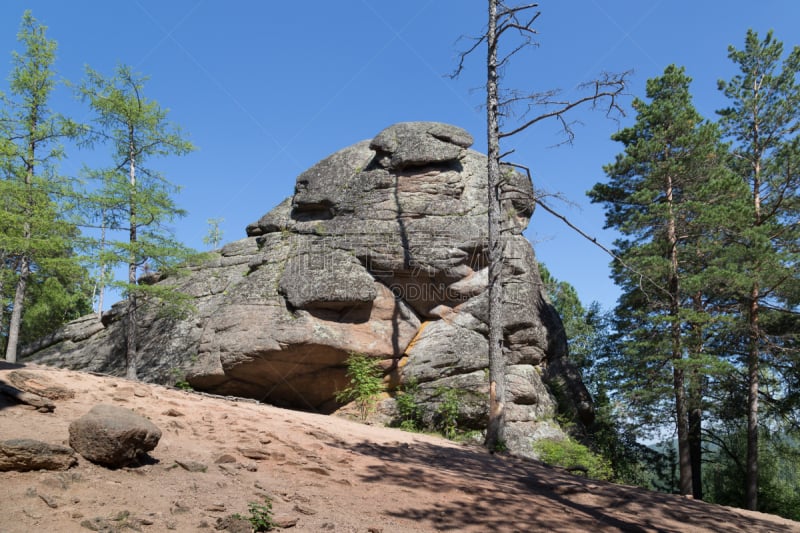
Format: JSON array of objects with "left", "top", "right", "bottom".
[{"left": 1, "top": 1, "right": 798, "bottom": 310}]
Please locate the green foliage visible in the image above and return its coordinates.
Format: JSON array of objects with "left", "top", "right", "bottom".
[
  {"left": 434, "top": 387, "right": 461, "bottom": 439},
  {"left": 203, "top": 217, "right": 224, "bottom": 250},
  {"left": 394, "top": 378, "right": 423, "bottom": 431},
  {"left": 533, "top": 436, "right": 613, "bottom": 481},
  {"left": 77, "top": 63, "right": 195, "bottom": 378},
  {"left": 335, "top": 352, "right": 384, "bottom": 420},
  {"left": 0, "top": 11, "right": 89, "bottom": 360},
  {"left": 704, "top": 427, "right": 800, "bottom": 521},
  {"left": 539, "top": 263, "right": 600, "bottom": 372},
  {"left": 589, "top": 64, "right": 752, "bottom": 497},
  {"left": 234, "top": 497, "right": 276, "bottom": 532},
  {"left": 540, "top": 263, "right": 661, "bottom": 485},
  {"left": 168, "top": 367, "right": 193, "bottom": 391},
  {"left": 575, "top": 30, "right": 800, "bottom": 511},
  {"left": 18, "top": 261, "right": 93, "bottom": 344},
  {"left": 174, "top": 380, "right": 193, "bottom": 391},
  {"left": 489, "top": 438, "right": 508, "bottom": 453},
  {"left": 716, "top": 30, "right": 800, "bottom": 509}
]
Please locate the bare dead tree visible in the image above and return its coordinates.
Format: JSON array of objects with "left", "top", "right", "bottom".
[{"left": 454, "top": 1, "right": 628, "bottom": 451}]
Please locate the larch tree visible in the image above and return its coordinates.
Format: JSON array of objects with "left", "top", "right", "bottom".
[
  {"left": 589, "top": 65, "right": 745, "bottom": 498},
  {"left": 203, "top": 217, "right": 224, "bottom": 250},
  {"left": 716, "top": 29, "right": 800, "bottom": 511},
  {"left": 0, "top": 11, "right": 85, "bottom": 362},
  {"left": 78, "top": 64, "right": 195, "bottom": 380},
  {"left": 454, "top": 1, "right": 627, "bottom": 450}
]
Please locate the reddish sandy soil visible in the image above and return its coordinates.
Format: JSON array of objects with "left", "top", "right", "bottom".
[{"left": 1, "top": 362, "right": 798, "bottom": 533}]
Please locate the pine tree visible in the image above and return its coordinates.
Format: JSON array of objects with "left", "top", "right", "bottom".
[
  {"left": 716, "top": 29, "right": 800, "bottom": 511},
  {"left": 589, "top": 65, "right": 746, "bottom": 498},
  {"left": 203, "top": 217, "right": 224, "bottom": 250},
  {"left": 78, "top": 64, "right": 195, "bottom": 380},
  {"left": 0, "top": 11, "right": 86, "bottom": 361}
]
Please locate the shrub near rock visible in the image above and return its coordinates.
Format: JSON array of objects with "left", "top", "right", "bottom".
[
  {"left": 69, "top": 404, "right": 161, "bottom": 467},
  {"left": 25, "top": 122, "right": 595, "bottom": 458}
]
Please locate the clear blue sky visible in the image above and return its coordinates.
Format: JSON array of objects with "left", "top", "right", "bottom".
[{"left": 2, "top": 1, "right": 798, "bottom": 310}]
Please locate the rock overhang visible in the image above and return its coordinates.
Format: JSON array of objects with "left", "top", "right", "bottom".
[{"left": 23, "top": 121, "right": 593, "bottom": 456}]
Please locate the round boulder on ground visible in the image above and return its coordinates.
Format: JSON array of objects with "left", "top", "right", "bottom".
[{"left": 69, "top": 404, "right": 161, "bottom": 467}]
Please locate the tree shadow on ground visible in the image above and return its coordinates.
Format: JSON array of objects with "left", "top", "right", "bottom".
[{"left": 330, "top": 438, "right": 796, "bottom": 532}]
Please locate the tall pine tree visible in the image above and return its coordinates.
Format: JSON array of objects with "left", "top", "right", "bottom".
[
  {"left": 589, "top": 65, "right": 746, "bottom": 498},
  {"left": 716, "top": 29, "right": 800, "bottom": 511},
  {"left": 0, "top": 11, "right": 87, "bottom": 361},
  {"left": 78, "top": 64, "right": 195, "bottom": 380}
]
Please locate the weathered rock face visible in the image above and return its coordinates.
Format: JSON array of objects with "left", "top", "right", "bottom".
[
  {"left": 0, "top": 439, "right": 78, "bottom": 472},
  {"left": 24, "top": 122, "right": 592, "bottom": 456}
]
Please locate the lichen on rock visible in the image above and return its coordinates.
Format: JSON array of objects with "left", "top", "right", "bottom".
[{"left": 22, "top": 122, "right": 592, "bottom": 457}]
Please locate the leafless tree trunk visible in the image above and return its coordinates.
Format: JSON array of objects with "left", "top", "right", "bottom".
[
  {"left": 454, "top": 1, "right": 627, "bottom": 450},
  {"left": 484, "top": 0, "right": 507, "bottom": 451},
  {"left": 0, "top": 252, "right": 6, "bottom": 353}
]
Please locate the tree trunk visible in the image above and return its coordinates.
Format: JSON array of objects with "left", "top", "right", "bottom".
[
  {"left": 688, "top": 292, "right": 704, "bottom": 500},
  {"left": 0, "top": 254, "right": 6, "bottom": 355},
  {"left": 746, "top": 285, "right": 759, "bottom": 510},
  {"left": 125, "top": 267, "right": 138, "bottom": 380},
  {"left": 745, "top": 155, "right": 762, "bottom": 511},
  {"left": 5, "top": 131, "right": 36, "bottom": 364},
  {"left": 666, "top": 173, "right": 692, "bottom": 496},
  {"left": 484, "top": 0, "right": 506, "bottom": 451},
  {"left": 688, "top": 392, "right": 703, "bottom": 499},
  {"left": 125, "top": 131, "right": 139, "bottom": 381},
  {"left": 95, "top": 208, "right": 107, "bottom": 319},
  {"left": 4, "top": 256, "right": 29, "bottom": 363}
]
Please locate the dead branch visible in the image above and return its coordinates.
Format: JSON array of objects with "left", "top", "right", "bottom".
[
  {"left": 500, "top": 71, "right": 630, "bottom": 139},
  {"left": 449, "top": 34, "right": 487, "bottom": 79},
  {"left": 506, "top": 162, "right": 670, "bottom": 300}
]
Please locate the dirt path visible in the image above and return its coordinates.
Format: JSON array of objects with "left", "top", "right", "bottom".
[{"left": 1, "top": 362, "right": 798, "bottom": 533}]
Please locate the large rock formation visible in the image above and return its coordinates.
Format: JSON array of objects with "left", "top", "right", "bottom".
[{"left": 23, "top": 122, "right": 592, "bottom": 455}]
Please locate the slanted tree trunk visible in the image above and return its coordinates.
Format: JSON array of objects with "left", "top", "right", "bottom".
[
  {"left": 484, "top": 0, "right": 507, "bottom": 451},
  {"left": 5, "top": 134, "right": 36, "bottom": 364},
  {"left": 5, "top": 256, "right": 29, "bottom": 363}
]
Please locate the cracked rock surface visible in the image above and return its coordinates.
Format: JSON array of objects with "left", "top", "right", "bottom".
[{"left": 23, "top": 122, "right": 591, "bottom": 456}]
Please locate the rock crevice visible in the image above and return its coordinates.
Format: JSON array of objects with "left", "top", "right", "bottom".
[{"left": 24, "top": 122, "right": 591, "bottom": 456}]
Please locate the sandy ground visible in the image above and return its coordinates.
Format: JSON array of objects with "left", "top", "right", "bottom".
[{"left": 0, "top": 361, "right": 798, "bottom": 533}]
